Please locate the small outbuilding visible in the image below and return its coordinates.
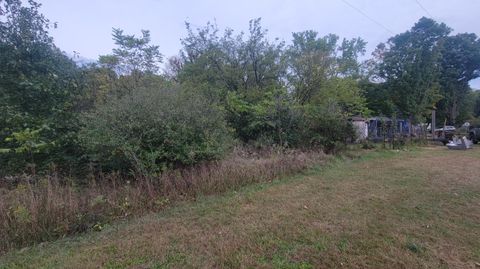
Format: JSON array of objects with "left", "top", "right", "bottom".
[{"left": 350, "top": 116, "right": 368, "bottom": 142}]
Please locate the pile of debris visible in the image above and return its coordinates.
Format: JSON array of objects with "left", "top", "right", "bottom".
[{"left": 446, "top": 136, "right": 473, "bottom": 150}]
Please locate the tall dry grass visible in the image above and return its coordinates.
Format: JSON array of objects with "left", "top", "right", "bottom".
[{"left": 0, "top": 148, "right": 326, "bottom": 253}]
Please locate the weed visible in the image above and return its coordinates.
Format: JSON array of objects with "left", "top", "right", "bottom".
[{"left": 0, "top": 148, "right": 326, "bottom": 253}]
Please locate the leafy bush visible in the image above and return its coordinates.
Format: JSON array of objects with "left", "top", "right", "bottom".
[
  {"left": 80, "top": 87, "right": 233, "bottom": 174},
  {"left": 226, "top": 88, "right": 302, "bottom": 147},
  {"left": 300, "top": 103, "right": 357, "bottom": 153},
  {"left": 361, "top": 141, "right": 376, "bottom": 150},
  {"left": 225, "top": 88, "right": 356, "bottom": 152}
]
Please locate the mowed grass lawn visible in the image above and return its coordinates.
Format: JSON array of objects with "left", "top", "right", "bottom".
[{"left": 1, "top": 146, "right": 480, "bottom": 269}]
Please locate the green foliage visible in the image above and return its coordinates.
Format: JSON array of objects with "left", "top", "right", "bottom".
[
  {"left": 80, "top": 87, "right": 233, "bottom": 174},
  {"left": 361, "top": 140, "right": 376, "bottom": 150},
  {"left": 474, "top": 91, "right": 480, "bottom": 118},
  {"left": 0, "top": 0, "right": 82, "bottom": 174},
  {"left": 226, "top": 88, "right": 302, "bottom": 146},
  {"left": 361, "top": 80, "right": 395, "bottom": 116},
  {"left": 97, "top": 28, "right": 164, "bottom": 98},
  {"left": 177, "top": 21, "right": 366, "bottom": 151},
  {"left": 178, "top": 18, "right": 285, "bottom": 100},
  {"left": 4, "top": 127, "right": 51, "bottom": 154},
  {"left": 372, "top": 17, "right": 480, "bottom": 125},
  {"left": 436, "top": 33, "right": 480, "bottom": 124},
  {"left": 100, "top": 28, "right": 163, "bottom": 75},
  {"left": 177, "top": 18, "right": 292, "bottom": 143},
  {"left": 286, "top": 31, "right": 366, "bottom": 104},
  {"left": 456, "top": 90, "right": 479, "bottom": 123},
  {"left": 6, "top": 4, "right": 478, "bottom": 177},
  {"left": 76, "top": 65, "right": 117, "bottom": 110},
  {"left": 300, "top": 103, "right": 356, "bottom": 152},
  {"left": 338, "top": 37, "right": 367, "bottom": 77},
  {"left": 379, "top": 17, "right": 449, "bottom": 122},
  {"left": 310, "top": 77, "right": 369, "bottom": 116}
]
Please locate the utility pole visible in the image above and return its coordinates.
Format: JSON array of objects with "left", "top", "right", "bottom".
[{"left": 431, "top": 109, "right": 436, "bottom": 139}]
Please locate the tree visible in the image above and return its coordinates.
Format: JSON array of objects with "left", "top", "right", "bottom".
[
  {"left": 240, "top": 18, "right": 286, "bottom": 90},
  {"left": 378, "top": 17, "right": 450, "bottom": 122},
  {"left": 0, "top": 0, "right": 82, "bottom": 173},
  {"left": 98, "top": 28, "right": 163, "bottom": 94},
  {"left": 437, "top": 33, "right": 480, "bottom": 124},
  {"left": 100, "top": 28, "right": 163, "bottom": 75},
  {"left": 164, "top": 55, "right": 184, "bottom": 82},
  {"left": 77, "top": 64, "right": 117, "bottom": 110},
  {"left": 361, "top": 81, "right": 395, "bottom": 116},
  {"left": 375, "top": 18, "right": 480, "bottom": 125},
  {"left": 312, "top": 77, "right": 369, "bottom": 116},
  {"left": 300, "top": 102, "right": 356, "bottom": 153},
  {"left": 475, "top": 91, "right": 480, "bottom": 118},
  {"left": 178, "top": 19, "right": 288, "bottom": 142},
  {"left": 337, "top": 37, "right": 367, "bottom": 78},
  {"left": 286, "top": 31, "right": 366, "bottom": 104},
  {"left": 178, "top": 18, "right": 285, "bottom": 98},
  {"left": 286, "top": 31, "right": 338, "bottom": 104}
]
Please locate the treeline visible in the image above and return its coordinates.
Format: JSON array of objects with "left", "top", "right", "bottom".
[{"left": 1, "top": 0, "right": 480, "bottom": 176}]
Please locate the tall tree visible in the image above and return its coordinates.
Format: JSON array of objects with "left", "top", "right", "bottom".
[
  {"left": 98, "top": 28, "right": 163, "bottom": 94},
  {"left": 177, "top": 19, "right": 288, "bottom": 142},
  {"left": 286, "top": 31, "right": 338, "bottom": 104},
  {"left": 379, "top": 17, "right": 450, "bottom": 122},
  {"left": 286, "top": 31, "right": 366, "bottom": 105},
  {"left": 474, "top": 91, "right": 480, "bottom": 118},
  {"left": 437, "top": 33, "right": 480, "bottom": 124},
  {"left": 337, "top": 37, "right": 367, "bottom": 78},
  {"left": 178, "top": 18, "right": 285, "bottom": 97},
  {"left": 0, "top": 0, "right": 81, "bottom": 172},
  {"left": 240, "top": 18, "right": 285, "bottom": 90},
  {"left": 100, "top": 28, "right": 163, "bottom": 75}
]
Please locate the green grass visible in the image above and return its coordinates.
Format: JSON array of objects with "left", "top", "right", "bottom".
[{"left": 1, "top": 146, "right": 480, "bottom": 268}]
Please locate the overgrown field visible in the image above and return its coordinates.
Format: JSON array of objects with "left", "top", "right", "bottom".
[
  {"left": 1, "top": 146, "right": 479, "bottom": 268},
  {"left": 0, "top": 148, "right": 326, "bottom": 253}
]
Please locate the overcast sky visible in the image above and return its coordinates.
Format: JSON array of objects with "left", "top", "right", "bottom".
[{"left": 38, "top": 0, "right": 480, "bottom": 88}]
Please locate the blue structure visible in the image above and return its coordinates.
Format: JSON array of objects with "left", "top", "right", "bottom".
[{"left": 368, "top": 117, "right": 410, "bottom": 141}]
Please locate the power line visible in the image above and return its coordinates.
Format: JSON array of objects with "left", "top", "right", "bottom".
[
  {"left": 340, "top": 0, "right": 395, "bottom": 35},
  {"left": 413, "top": 0, "right": 434, "bottom": 18}
]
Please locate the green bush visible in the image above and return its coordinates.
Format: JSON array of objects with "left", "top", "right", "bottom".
[
  {"left": 299, "top": 103, "right": 357, "bottom": 153},
  {"left": 361, "top": 141, "right": 376, "bottom": 150},
  {"left": 80, "top": 87, "right": 233, "bottom": 174},
  {"left": 225, "top": 88, "right": 302, "bottom": 147}
]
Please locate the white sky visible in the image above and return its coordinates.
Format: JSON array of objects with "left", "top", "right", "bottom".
[{"left": 38, "top": 0, "right": 480, "bottom": 88}]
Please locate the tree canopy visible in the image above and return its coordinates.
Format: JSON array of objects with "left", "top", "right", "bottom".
[
  {"left": 2, "top": 1, "right": 480, "bottom": 176},
  {"left": 371, "top": 17, "right": 480, "bottom": 124},
  {"left": 0, "top": 0, "right": 82, "bottom": 172}
]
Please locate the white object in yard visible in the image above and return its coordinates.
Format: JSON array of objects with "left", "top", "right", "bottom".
[
  {"left": 446, "top": 136, "right": 473, "bottom": 150},
  {"left": 435, "top": 125, "right": 456, "bottom": 132},
  {"left": 463, "top": 136, "right": 473, "bottom": 149}
]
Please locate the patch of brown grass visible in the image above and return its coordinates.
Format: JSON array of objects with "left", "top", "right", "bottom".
[
  {"left": 2, "top": 146, "right": 479, "bottom": 269},
  {"left": 0, "top": 147, "right": 326, "bottom": 253}
]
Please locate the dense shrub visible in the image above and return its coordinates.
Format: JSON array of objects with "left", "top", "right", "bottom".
[
  {"left": 300, "top": 103, "right": 357, "bottom": 153},
  {"left": 226, "top": 88, "right": 303, "bottom": 146},
  {"left": 80, "top": 87, "right": 233, "bottom": 174}
]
